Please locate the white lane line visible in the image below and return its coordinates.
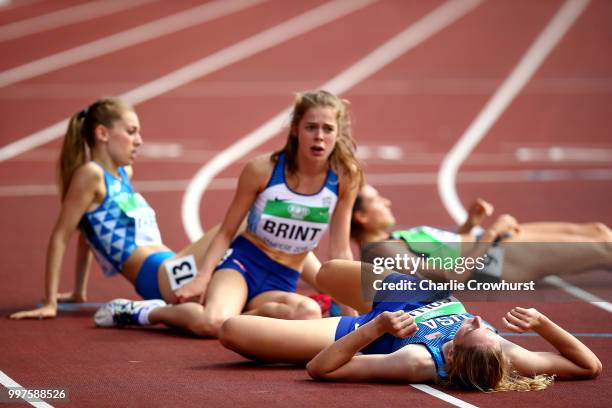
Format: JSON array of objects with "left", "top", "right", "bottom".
[
  {"left": 0, "top": 0, "right": 266, "bottom": 88},
  {"left": 0, "top": 370, "right": 54, "bottom": 407},
  {"left": 516, "top": 146, "right": 612, "bottom": 162},
  {"left": 183, "top": 2, "right": 483, "bottom": 406},
  {"left": 410, "top": 384, "right": 478, "bottom": 408},
  {"left": 121, "top": 0, "right": 375, "bottom": 105},
  {"left": 182, "top": 0, "right": 484, "bottom": 240},
  {"left": 437, "top": 0, "right": 591, "bottom": 225},
  {"left": 0, "top": 0, "right": 372, "bottom": 163},
  {"left": 5, "top": 168, "right": 612, "bottom": 197},
  {"left": 436, "top": 0, "right": 612, "bottom": 311},
  {"left": 543, "top": 276, "right": 612, "bottom": 313},
  {"left": 0, "top": 0, "right": 156, "bottom": 42},
  {"left": 0, "top": 0, "right": 43, "bottom": 11}
]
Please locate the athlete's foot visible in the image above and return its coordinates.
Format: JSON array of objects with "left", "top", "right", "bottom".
[{"left": 94, "top": 299, "right": 166, "bottom": 327}]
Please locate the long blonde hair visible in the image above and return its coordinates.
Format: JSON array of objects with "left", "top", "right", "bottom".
[
  {"left": 446, "top": 343, "right": 554, "bottom": 392},
  {"left": 273, "top": 90, "right": 363, "bottom": 191},
  {"left": 58, "top": 97, "right": 132, "bottom": 199}
]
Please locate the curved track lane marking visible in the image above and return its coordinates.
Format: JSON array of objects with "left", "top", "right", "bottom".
[
  {"left": 0, "top": 0, "right": 373, "bottom": 163},
  {"left": 182, "top": 0, "right": 483, "bottom": 239},
  {"left": 435, "top": 0, "right": 612, "bottom": 311},
  {"left": 0, "top": 0, "right": 266, "bottom": 88},
  {"left": 182, "top": 1, "right": 484, "bottom": 406},
  {"left": 437, "top": 0, "right": 591, "bottom": 224}
]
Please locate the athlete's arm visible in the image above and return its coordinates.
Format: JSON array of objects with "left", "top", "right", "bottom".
[
  {"left": 457, "top": 198, "right": 494, "bottom": 234},
  {"left": 307, "top": 310, "right": 433, "bottom": 382},
  {"left": 10, "top": 164, "right": 102, "bottom": 319},
  {"left": 300, "top": 252, "right": 322, "bottom": 291},
  {"left": 174, "top": 156, "right": 270, "bottom": 303},
  {"left": 501, "top": 307, "right": 602, "bottom": 379},
  {"left": 57, "top": 233, "right": 93, "bottom": 303},
  {"left": 328, "top": 175, "right": 359, "bottom": 261}
]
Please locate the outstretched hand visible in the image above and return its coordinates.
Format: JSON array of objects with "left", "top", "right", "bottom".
[
  {"left": 502, "top": 307, "right": 543, "bottom": 333},
  {"left": 376, "top": 310, "right": 418, "bottom": 338},
  {"left": 9, "top": 303, "right": 57, "bottom": 320}
]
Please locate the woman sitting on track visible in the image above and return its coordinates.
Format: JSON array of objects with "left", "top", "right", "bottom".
[
  {"left": 219, "top": 260, "right": 602, "bottom": 391},
  {"left": 10, "top": 97, "right": 227, "bottom": 320},
  {"left": 352, "top": 184, "right": 612, "bottom": 283},
  {"left": 93, "top": 89, "right": 363, "bottom": 337}
]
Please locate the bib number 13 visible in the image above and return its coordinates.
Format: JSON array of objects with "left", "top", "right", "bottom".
[{"left": 164, "top": 255, "right": 197, "bottom": 290}]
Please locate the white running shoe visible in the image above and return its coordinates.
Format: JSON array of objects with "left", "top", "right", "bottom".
[{"left": 94, "top": 298, "right": 166, "bottom": 327}]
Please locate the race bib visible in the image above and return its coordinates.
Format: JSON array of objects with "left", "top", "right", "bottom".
[
  {"left": 407, "top": 297, "right": 467, "bottom": 323},
  {"left": 165, "top": 255, "right": 197, "bottom": 290},
  {"left": 256, "top": 200, "right": 330, "bottom": 253},
  {"left": 116, "top": 193, "right": 162, "bottom": 246}
]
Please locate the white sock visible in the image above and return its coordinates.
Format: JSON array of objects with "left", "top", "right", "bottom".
[{"left": 136, "top": 300, "right": 166, "bottom": 326}]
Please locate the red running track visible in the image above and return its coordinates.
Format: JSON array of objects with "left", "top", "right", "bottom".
[{"left": 0, "top": 0, "right": 610, "bottom": 407}]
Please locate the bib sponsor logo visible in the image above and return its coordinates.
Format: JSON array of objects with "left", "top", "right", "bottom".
[{"left": 288, "top": 204, "right": 310, "bottom": 220}]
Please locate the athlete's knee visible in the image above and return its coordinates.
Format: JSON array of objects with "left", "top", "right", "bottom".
[
  {"left": 291, "top": 297, "right": 322, "bottom": 320},
  {"left": 589, "top": 222, "right": 611, "bottom": 240},
  {"left": 218, "top": 317, "right": 244, "bottom": 351},
  {"left": 189, "top": 311, "right": 231, "bottom": 338}
]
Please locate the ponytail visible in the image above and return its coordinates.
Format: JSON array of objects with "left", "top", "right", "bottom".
[{"left": 57, "top": 98, "right": 132, "bottom": 199}]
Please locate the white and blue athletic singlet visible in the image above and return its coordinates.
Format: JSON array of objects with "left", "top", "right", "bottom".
[
  {"left": 80, "top": 163, "right": 163, "bottom": 276},
  {"left": 246, "top": 153, "right": 339, "bottom": 254},
  {"left": 359, "top": 312, "right": 496, "bottom": 379}
]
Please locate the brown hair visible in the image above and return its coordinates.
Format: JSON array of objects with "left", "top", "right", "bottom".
[
  {"left": 58, "top": 97, "right": 132, "bottom": 199},
  {"left": 350, "top": 190, "right": 365, "bottom": 241},
  {"left": 446, "top": 344, "right": 554, "bottom": 392},
  {"left": 273, "top": 90, "right": 363, "bottom": 191}
]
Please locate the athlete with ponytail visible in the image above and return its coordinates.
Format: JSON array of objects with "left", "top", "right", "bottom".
[
  {"left": 10, "top": 98, "right": 221, "bottom": 320},
  {"left": 219, "top": 260, "right": 602, "bottom": 391},
  {"left": 93, "top": 90, "right": 362, "bottom": 337}
]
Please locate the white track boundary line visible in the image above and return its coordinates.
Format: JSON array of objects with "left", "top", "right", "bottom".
[
  {"left": 0, "top": 0, "right": 374, "bottom": 163},
  {"left": 436, "top": 0, "right": 612, "bottom": 311},
  {"left": 410, "top": 384, "right": 478, "bottom": 408},
  {"left": 181, "top": 1, "right": 483, "bottom": 406},
  {"left": 0, "top": 0, "right": 266, "bottom": 88},
  {"left": 4, "top": 168, "right": 612, "bottom": 197},
  {"left": 0, "top": 370, "right": 54, "bottom": 408},
  {"left": 182, "top": 0, "right": 483, "bottom": 240},
  {"left": 0, "top": 0, "right": 44, "bottom": 11},
  {"left": 437, "top": 0, "right": 590, "bottom": 224},
  {"left": 0, "top": 0, "right": 156, "bottom": 42},
  {"left": 543, "top": 276, "right": 612, "bottom": 313}
]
